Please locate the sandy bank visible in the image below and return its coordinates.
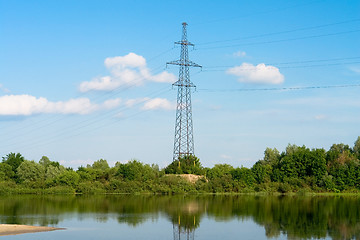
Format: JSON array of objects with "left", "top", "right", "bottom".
[{"left": 0, "top": 224, "right": 64, "bottom": 236}]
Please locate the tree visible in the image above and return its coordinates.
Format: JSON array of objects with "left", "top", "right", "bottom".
[
  {"left": 231, "top": 167, "right": 255, "bottom": 186},
  {"left": 165, "top": 155, "right": 203, "bottom": 175},
  {"left": 0, "top": 163, "right": 14, "bottom": 181},
  {"left": 326, "top": 143, "right": 353, "bottom": 165},
  {"left": 273, "top": 145, "right": 326, "bottom": 185},
  {"left": 92, "top": 159, "right": 110, "bottom": 171},
  {"left": 17, "top": 160, "right": 45, "bottom": 186},
  {"left": 308, "top": 148, "right": 327, "bottom": 184},
  {"left": 251, "top": 161, "right": 272, "bottom": 183},
  {"left": 117, "top": 160, "right": 156, "bottom": 181},
  {"left": 327, "top": 151, "right": 359, "bottom": 190},
  {"left": 45, "top": 165, "right": 65, "bottom": 185},
  {"left": 57, "top": 170, "right": 80, "bottom": 187},
  {"left": 264, "top": 148, "right": 280, "bottom": 165},
  {"left": 2, "top": 153, "right": 25, "bottom": 173},
  {"left": 39, "top": 156, "right": 51, "bottom": 168},
  {"left": 206, "top": 164, "right": 233, "bottom": 180}
]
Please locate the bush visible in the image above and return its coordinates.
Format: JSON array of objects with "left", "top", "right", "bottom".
[
  {"left": 76, "top": 181, "right": 106, "bottom": 194},
  {"left": 0, "top": 181, "right": 16, "bottom": 195},
  {"left": 165, "top": 155, "right": 204, "bottom": 175},
  {"left": 44, "top": 186, "right": 75, "bottom": 194},
  {"left": 278, "top": 182, "right": 292, "bottom": 193},
  {"left": 57, "top": 170, "right": 80, "bottom": 188}
]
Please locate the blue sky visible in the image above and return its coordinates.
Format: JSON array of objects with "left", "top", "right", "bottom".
[{"left": 0, "top": 0, "right": 359, "bottom": 168}]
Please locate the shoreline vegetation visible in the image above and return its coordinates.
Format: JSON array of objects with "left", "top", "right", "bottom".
[{"left": 0, "top": 137, "right": 360, "bottom": 195}]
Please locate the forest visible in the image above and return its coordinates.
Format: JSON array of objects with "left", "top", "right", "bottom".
[{"left": 0, "top": 136, "right": 360, "bottom": 194}]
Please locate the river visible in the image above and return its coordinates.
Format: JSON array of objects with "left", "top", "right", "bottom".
[{"left": 0, "top": 195, "right": 359, "bottom": 239}]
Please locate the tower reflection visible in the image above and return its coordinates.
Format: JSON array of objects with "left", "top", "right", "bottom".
[
  {"left": 172, "top": 215, "right": 196, "bottom": 240},
  {"left": 166, "top": 201, "right": 203, "bottom": 240}
]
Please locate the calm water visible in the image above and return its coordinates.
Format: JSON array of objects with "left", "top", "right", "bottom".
[{"left": 0, "top": 195, "right": 360, "bottom": 239}]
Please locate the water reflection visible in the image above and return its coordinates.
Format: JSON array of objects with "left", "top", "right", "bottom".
[
  {"left": 0, "top": 195, "right": 360, "bottom": 239},
  {"left": 168, "top": 201, "right": 201, "bottom": 240}
]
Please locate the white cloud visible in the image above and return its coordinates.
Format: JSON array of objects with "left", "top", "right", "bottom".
[
  {"left": 0, "top": 94, "right": 121, "bottom": 116},
  {"left": 226, "top": 63, "right": 284, "bottom": 84},
  {"left": 104, "top": 52, "right": 146, "bottom": 68},
  {"left": 150, "top": 71, "right": 177, "bottom": 83},
  {"left": 125, "top": 97, "right": 176, "bottom": 111},
  {"left": 141, "top": 98, "right": 175, "bottom": 111},
  {"left": 79, "top": 76, "right": 122, "bottom": 92},
  {"left": 103, "top": 98, "right": 122, "bottom": 109},
  {"left": 233, "top": 51, "right": 246, "bottom": 58},
  {"left": 79, "top": 53, "right": 176, "bottom": 92}
]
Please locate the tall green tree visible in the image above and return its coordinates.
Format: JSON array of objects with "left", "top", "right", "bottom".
[
  {"left": 251, "top": 161, "right": 272, "bottom": 183},
  {"left": 264, "top": 147, "right": 280, "bottom": 165},
  {"left": 57, "top": 170, "right": 80, "bottom": 188},
  {"left": 206, "top": 164, "right": 233, "bottom": 180},
  {"left": 92, "top": 159, "right": 110, "bottom": 171},
  {"left": 231, "top": 167, "right": 255, "bottom": 186},
  {"left": 17, "top": 160, "right": 45, "bottom": 186},
  {"left": 117, "top": 160, "right": 156, "bottom": 181},
  {"left": 273, "top": 145, "right": 326, "bottom": 184},
  {"left": 0, "top": 163, "right": 14, "bottom": 181},
  {"left": 165, "top": 155, "right": 203, "bottom": 175},
  {"left": 2, "top": 153, "right": 25, "bottom": 173},
  {"left": 326, "top": 143, "right": 353, "bottom": 165},
  {"left": 39, "top": 156, "right": 51, "bottom": 168}
]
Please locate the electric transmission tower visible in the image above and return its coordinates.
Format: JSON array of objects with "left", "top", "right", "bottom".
[{"left": 167, "top": 22, "right": 201, "bottom": 161}]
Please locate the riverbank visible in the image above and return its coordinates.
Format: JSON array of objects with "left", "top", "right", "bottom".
[
  {"left": 0, "top": 224, "right": 64, "bottom": 236},
  {"left": 2, "top": 179, "right": 360, "bottom": 195}
]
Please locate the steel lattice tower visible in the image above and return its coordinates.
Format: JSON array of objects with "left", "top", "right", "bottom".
[{"left": 167, "top": 22, "right": 201, "bottom": 161}]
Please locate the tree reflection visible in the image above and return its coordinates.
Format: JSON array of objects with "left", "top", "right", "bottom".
[{"left": 0, "top": 195, "right": 360, "bottom": 239}]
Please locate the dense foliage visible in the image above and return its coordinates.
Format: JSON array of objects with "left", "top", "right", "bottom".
[{"left": 1, "top": 137, "right": 360, "bottom": 194}]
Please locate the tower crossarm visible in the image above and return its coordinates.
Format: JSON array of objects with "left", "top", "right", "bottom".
[
  {"left": 166, "top": 60, "right": 202, "bottom": 68},
  {"left": 172, "top": 81, "right": 196, "bottom": 87},
  {"left": 174, "top": 40, "right": 195, "bottom": 46}
]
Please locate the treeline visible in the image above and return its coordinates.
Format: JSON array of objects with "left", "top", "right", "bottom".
[{"left": 0, "top": 136, "right": 360, "bottom": 194}]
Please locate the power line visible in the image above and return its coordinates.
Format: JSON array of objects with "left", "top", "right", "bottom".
[
  {"left": 1, "top": 44, "right": 178, "bottom": 153},
  {"left": 0, "top": 56, "right": 177, "bottom": 148},
  {"left": 197, "top": 84, "right": 360, "bottom": 93},
  {"left": 147, "top": 47, "right": 176, "bottom": 62},
  {"left": 192, "top": 0, "right": 324, "bottom": 26},
  {"left": 4, "top": 87, "right": 172, "bottom": 151},
  {"left": 197, "top": 18, "right": 360, "bottom": 46},
  {"left": 2, "top": 83, "right": 171, "bottom": 148},
  {"left": 0, "top": 46, "right": 177, "bottom": 139},
  {"left": 1, "top": 61, "right": 174, "bottom": 142},
  {"left": 201, "top": 56, "right": 360, "bottom": 72},
  {"left": 196, "top": 29, "right": 360, "bottom": 50},
  {"left": 202, "top": 61, "right": 360, "bottom": 72},
  {"left": 203, "top": 56, "right": 360, "bottom": 69}
]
